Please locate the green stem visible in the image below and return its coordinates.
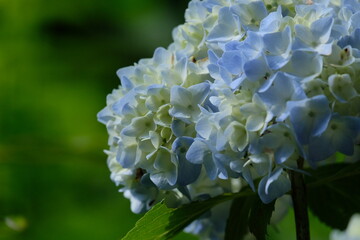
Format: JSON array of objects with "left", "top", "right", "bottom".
[{"left": 290, "top": 158, "right": 310, "bottom": 240}]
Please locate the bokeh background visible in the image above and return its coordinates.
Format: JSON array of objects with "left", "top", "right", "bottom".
[{"left": 0, "top": 0, "right": 332, "bottom": 239}]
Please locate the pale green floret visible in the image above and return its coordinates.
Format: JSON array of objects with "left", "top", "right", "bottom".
[
  {"left": 213, "top": 88, "right": 252, "bottom": 123},
  {"left": 145, "top": 89, "right": 170, "bottom": 112},
  {"left": 293, "top": 5, "right": 333, "bottom": 27},
  {"left": 162, "top": 68, "right": 185, "bottom": 87},
  {"left": 145, "top": 127, "right": 176, "bottom": 162},
  {"left": 153, "top": 148, "right": 177, "bottom": 179},
  {"left": 160, "top": 127, "right": 173, "bottom": 142},
  {"left": 154, "top": 104, "right": 172, "bottom": 127},
  {"left": 302, "top": 78, "right": 327, "bottom": 97},
  {"left": 240, "top": 94, "right": 273, "bottom": 133},
  {"left": 224, "top": 121, "right": 249, "bottom": 152},
  {"left": 328, "top": 74, "right": 359, "bottom": 102},
  {"left": 149, "top": 131, "right": 162, "bottom": 150},
  {"left": 106, "top": 150, "right": 131, "bottom": 186},
  {"left": 121, "top": 112, "right": 156, "bottom": 138},
  {"left": 334, "top": 97, "right": 360, "bottom": 117},
  {"left": 170, "top": 23, "right": 206, "bottom": 57},
  {"left": 325, "top": 45, "right": 355, "bottom": 67},
  {"left": 138, "top": 138, "right": 158, "bottom": 160}
]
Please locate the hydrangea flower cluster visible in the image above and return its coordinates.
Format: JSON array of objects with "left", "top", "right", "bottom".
[{"left": 98, "top": 0, "right": 360, "bottom": 238}]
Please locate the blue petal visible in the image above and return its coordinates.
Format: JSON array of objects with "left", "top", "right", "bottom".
[
  {"left": 97, "top": 106, "right": 113, "bottom": 124},
  {"left": 170, "top": 86, "right": 192, "bottom": 107},
  {"left": 338, "top": 28, "right": 360, "bottom": 49},
  {"left": 189, "top": 82, "right": 210, "bottom": 104},
  {"left": 176, "top": 156, "right": 201, "bottom": 186},
  {"left": 242, "top": 167, "right": 255, "bottom": 191},
  {"left": 219, "top": 66, "right": 233, "bottom": 85},
  {"left": 351, "top": 12, "right": 360, "bottom": 30},
  {"left": 117, "top": 66, "right": 135, "bottom": 90},
  {"left": 195, "top": 116, "right": 212, "bottom": 139},
  {"left": 258, "top": 168, "right": 291, "bottom": 204},
  {"left": 244, "top": 56, "right": 270, "bottom": 82},
  {"left": 153, "top": 47, "right": 172, "bottom": 66},
  {"left": 259, "top": 72, "right": 306, "bottom": 118},
  {"left": 175, "top": 57, "right": 188, "bottom": 81},
  {"left": 275, "top": 143, "right": 295, "bottom": 164},
  {"left": 117, "top": 144, "right": 137, "bottom": 168},
  {"left": 308, "top": 115, "right": 360, "bottom": 162},
  {"left": 208, "top": 49, "right": 220, "bottom": 64},
  {"left": 205, "top": 154, "right": 219, "bottom": 180},
  {"left": 266, "top": 55, "right": 290, "bottom": 71},
  {"left": 259, "top": 6, "right": 282, "bottom": 32},
  {"left": 172, "top": 137, "right": 201, "bottom": 186},
  {"left": 150, "top": 172, "right": 173, "bottom": 189},
  {"left": 263, "top": 26, "right": 291, "bottom": 55},
  {"left": 231, "top": 1, "right": 267, "bottom": 28},
  {"left": 219, "top": 51, "right": 244, "bottom": 75},
  {"left": 171, "top": 119, "right": 186, "bottom": 137},
  {"left": 310, "top": 16, "right": 334, "bottom": 43},
  {"left": 283, "top": 51, "right": 323, "bottom": 80},
  {"left": 112, "top": 90, "right": 136, "bottom": 115},
  {"left": 287, "top": 95, "right": 331, "bottom": 145},
  {"left": 186, "top": 139, "right": 210, "bottom": 164},
  {"left": 207, "top": 7, "right": 241, "bottom": 42}
]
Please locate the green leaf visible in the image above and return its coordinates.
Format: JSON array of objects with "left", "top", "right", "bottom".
[
  {"left": 306, "top": 161, "right": 360, "bottom": 230},
  {"left": 122, "top": 190, "right": 254, "bottom": 240},
  {"left": 225, "top": 195, "right": 254, "bottom": 240},
  {"left": 224, "top": 194, "right": 275, "bottom": 240},
  {"left": 248, "top": 197, "right": 275, "bottom": 240},
  {"left": 122, "top": 161, "right": 360, "bottom": 240}
]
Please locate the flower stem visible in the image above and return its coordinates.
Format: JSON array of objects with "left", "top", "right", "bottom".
[{"left": 290, "top": 158, "right": 310, "bottom": 240}]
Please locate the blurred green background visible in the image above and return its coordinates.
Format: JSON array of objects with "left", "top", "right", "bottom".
[{"left": 0, "top": 0, "right": 332, "bottom": 239}]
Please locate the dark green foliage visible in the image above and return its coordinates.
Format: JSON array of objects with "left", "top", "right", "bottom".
[
  {"left": 225, "top": 194, "right": 275, "bottom": 240},
  {"left": 248, "top": 197, "right": 275, "bottom": 240},
  {"left": 122, "top": 191, "right": 254, "bottom": 240},
  {"left": 121, "top": 161, "right": 360, "bottom": 240},
  {"left": 225, "top": 196, "right": 254, "bottom": 240},
  {"left": 122, "top": 187, "right": 275, "bottom": 240},
  {"left": 306, "top": 161, "right": 360, "bottom": 230}
]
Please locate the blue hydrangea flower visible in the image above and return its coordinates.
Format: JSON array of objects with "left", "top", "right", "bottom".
[
  {"left": 307, "top": 114, "right": 360, "bottom": 163},
  {"left": 293, "top": 16, "right": 334, "bottom": 55},
  {"left": 286, "top": 95, "right": 332, "bottom": 145},
  {"left": 258, "top": 72, "right": 306, "bottom": 119},
  {"left": 99, "top": 0, "right": 360, "bottom": 238},
  {"left": 169, "top": 82, "right": 210, "bottom": 123},
  {"left": 207, "top": 7, "right": 243, "bottom": 43},
  {"left": 258, "top": 168, "right": 291, "bottom": 204}
]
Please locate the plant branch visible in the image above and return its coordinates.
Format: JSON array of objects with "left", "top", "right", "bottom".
[{"left": 290, "top": 158, "right": 310, "bottom": 240}]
